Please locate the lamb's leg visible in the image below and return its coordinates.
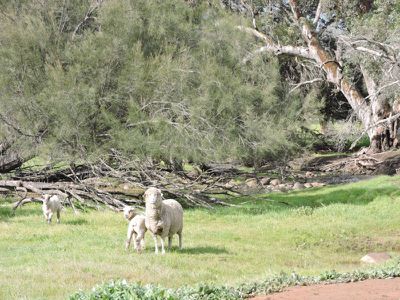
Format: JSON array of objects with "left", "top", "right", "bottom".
[
  {"left": 125, "top": 227, "right": 135, "bottom": 251},
  {"left": 168, "top": 236, "right": 173, "bottom": 250},
  {"left": 160, "top": 237, "right": 166, "bottom": 255},
  {"left": 178, "top": 231, "right": 183, "bottom": 249},
  {"left": 132, "top": 233, "right": 138, "bottom": 250},
  {"left": 56, "top": 210, "right": 61, "bottom": 224},
  {"left": 153, "top": 234, "right": 159, "bottom": 254},
  {"left": 48, "top": 212, "right": 53, "bottom": 224},
  {"left": 140, "top": 238, "right": 146, "bottom": 250},
  {"left": 135, "top": 233, "right": 144, "bottom": 253}
]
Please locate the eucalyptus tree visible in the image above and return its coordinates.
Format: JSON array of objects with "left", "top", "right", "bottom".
[{"left": 236, "top": 0, "right": 400, "bottom": 152}]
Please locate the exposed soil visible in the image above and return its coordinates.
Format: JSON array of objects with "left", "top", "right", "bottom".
[{"left": 251, "top": 278, "right": 400, "bottom": 300}]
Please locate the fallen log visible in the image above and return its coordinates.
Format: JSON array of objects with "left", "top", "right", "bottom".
[{"left": 0, "top": 179, "right": 128, "bottom": 212}]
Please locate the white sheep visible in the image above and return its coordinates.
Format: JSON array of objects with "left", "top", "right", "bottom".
[
  {"left": 42, "top": 194, "right": 62, "bottom": 224},
  {"left": 123, "top": 206, "right": 147, "bottom": 252},
  {"left": 144, "top": 187, "right": 183, "bottom": 254}
]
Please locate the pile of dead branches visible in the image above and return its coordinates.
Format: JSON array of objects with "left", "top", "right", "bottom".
[{"left": 1, "top": 154, "right": 245, "bottom": 212}]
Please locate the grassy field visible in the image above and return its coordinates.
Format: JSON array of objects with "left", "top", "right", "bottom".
[{"left": 1, "top": 176, "right": 400, "bottom": 299}]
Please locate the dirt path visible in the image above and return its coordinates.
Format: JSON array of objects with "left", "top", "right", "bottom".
[{"left": 251, "top": 278, "right": 400, "bottom": 300}]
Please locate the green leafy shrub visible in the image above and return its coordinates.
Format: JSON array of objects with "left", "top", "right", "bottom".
[{"left": 71, "top": 258, "right": 400, "bottom": 300}]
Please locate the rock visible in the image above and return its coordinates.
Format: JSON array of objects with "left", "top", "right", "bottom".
[
  {"left": 123, "top": 184, "right": 130, "bottom": 190},
  {"left": 293, "top": 182, "right": 304, "bottom": 190},
  {"left": 304, "top": 183, "right": 313, "bottom": 188},
  {"left": 305, "top": 171, "right": 314, "bottom": 178},
  {"left": 275, "top": 184, "right": 288, "bottom": 192},
  {"left": 270, "top": 179, "right": 281, "bottom": 186},
  {"left": 310, "top": 182, "right": 325, "bottom": 187},
  {"left": 245, "top": 178, "right": 258, "bottom": 188},
  {"left": 360, "top": 252, "right": 391, "bottom": 264},
  {"left": 260, "top": 177, "right": 271, "bottom": 185}
]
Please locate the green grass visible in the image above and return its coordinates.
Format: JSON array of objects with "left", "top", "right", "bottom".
[{"left": 1, "top": 176, "right": 400, "bottom": 299}]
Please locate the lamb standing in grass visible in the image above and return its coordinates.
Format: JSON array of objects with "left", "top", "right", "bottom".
[
  {"left": 123, "top": 206, "right": 147, "bottom": 252},
  {"left": 42, "top": 194, "right": 62, "bottom": 224},
  {"left": 144, "top": 187, "right": 183, "bottom": 254}
]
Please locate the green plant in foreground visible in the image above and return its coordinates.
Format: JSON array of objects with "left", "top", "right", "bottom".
[{"left": 71, "top": 258, "right": 400, "bottom": 300}]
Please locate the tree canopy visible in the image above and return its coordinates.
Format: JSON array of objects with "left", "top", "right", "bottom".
[
  {"left": 1, "top": 0, "right": 399, "bottom": 171},
  {"left": 0, "top": 0, "right": 323, "bottom": 168}
]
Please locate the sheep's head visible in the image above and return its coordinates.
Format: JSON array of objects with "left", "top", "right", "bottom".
[
  {"left": 123, "top": 206, "right": 136, "bottom": 220},
  {"left": 42, "top": 194, "right": 51, "bottom": 203},
  {"left": 144, "top": 187, "right": 162, "bottom": 207}
]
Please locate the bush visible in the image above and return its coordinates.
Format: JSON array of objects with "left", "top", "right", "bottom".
[{"left": 71, "top": 258, "right": 400, "bottom": 300}]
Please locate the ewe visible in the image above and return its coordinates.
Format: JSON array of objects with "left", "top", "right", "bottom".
[
  {"left": 144, "top": 187, "right": 183, "bottom": 254},
  {"left": 123, "top": 206, "right": 147, "bottom": 252},
  {"left": 42, "top": 194, "right": 62, "bottom": 224}
]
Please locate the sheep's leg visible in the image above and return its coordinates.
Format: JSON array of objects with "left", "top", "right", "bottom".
[
  {"left": 168, "top": 236, "right": 173, "bottom": 250},
  {"left": 153, "top": 235, "right": 159, "bottom": 254},
  {"left": 160, "top": 237, "right": 166, "bottom": 255},
  {"left": 56, "top": 210, "right": 60, "bottom": 224},
  {"left": 178, "top": 231, "right": 183, "bottom": 249}
]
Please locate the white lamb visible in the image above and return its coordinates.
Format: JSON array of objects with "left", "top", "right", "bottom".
[
  {"left": 144, "top": 187, "right": 183, "bottom": 254},
  {"left": 42, "top": 194, "right": 62, "bottom": 224},
  {"left": 123, "top": 206, "right": 147, "bottom": 252}
]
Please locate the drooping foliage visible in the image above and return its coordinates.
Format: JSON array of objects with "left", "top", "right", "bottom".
[{"left": 0, "top": 0, "right": 319, "bottom": 167}]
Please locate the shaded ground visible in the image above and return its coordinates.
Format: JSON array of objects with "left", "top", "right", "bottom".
[{"left": 252, "top": 278, "right": 400, "bottom": 300}]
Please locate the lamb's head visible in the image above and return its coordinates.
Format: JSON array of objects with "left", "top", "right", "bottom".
[
  {"left": 144, "top": 187, "right": 163, "bottom": 207},
  {"left": 123, "top": 206, "right": 136, "bottom": 220},
  {"left": 42, "top": 194, "right": 51, "bottom": 204}
]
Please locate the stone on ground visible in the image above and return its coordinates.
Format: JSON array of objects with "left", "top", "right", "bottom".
[
  {"left": 293, "top": 182, "right": 304, "bottom": 190},
  {"left": 360, "top": 252, "right": 391, "bottom": 264},
  {"left": 270, "top": 179, "right": 281, "bottom": 186}
]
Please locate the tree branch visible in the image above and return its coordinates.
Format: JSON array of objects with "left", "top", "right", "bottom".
[
  {"left": 238, "top": 26, "right": 312, "bottom": 61},
  {"left": 313, "top": 0, "right": 323, "bottom": 25},
  {"left": 72, "top": 0, "right": 104, "bottom": 40},
  {"left": 288, "top": 0, "right": 302, "bottom": 21},
  {"left": 365, "top": 81, "right": 400, "bottom": 101},
  {"left": 350, "top": 112, "right": 400, "bottom": 149},
  {"left": 289, "top": 78, "right": 324, "bottom": 94}
]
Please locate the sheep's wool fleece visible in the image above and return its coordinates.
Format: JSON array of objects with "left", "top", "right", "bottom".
[
  {"left": 146, "top": 199, "right": 183, "bottom": 237},
  {"left": 43, "top": 195, "right": 62, "bottom": 212},
  {"left": 129, "top": 215, "right": 146, "bottom": 232}
]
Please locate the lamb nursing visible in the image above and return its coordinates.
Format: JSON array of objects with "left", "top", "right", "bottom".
[
  {"left": 42, "top": 194, "right": 62, "bottom": 224},
  {"left": 144, "top": 187, "right": 183, "bottom": 254}
]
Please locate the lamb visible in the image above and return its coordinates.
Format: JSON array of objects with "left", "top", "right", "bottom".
[
  {"left": 144, "top": 187, "right": 183, "bottom": 254},
  {"left": 42, "top": 194, "right": 62, "bottom": 224},
  {"left": 123, "top": 206, "right": 147, "bottom": 252}
]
